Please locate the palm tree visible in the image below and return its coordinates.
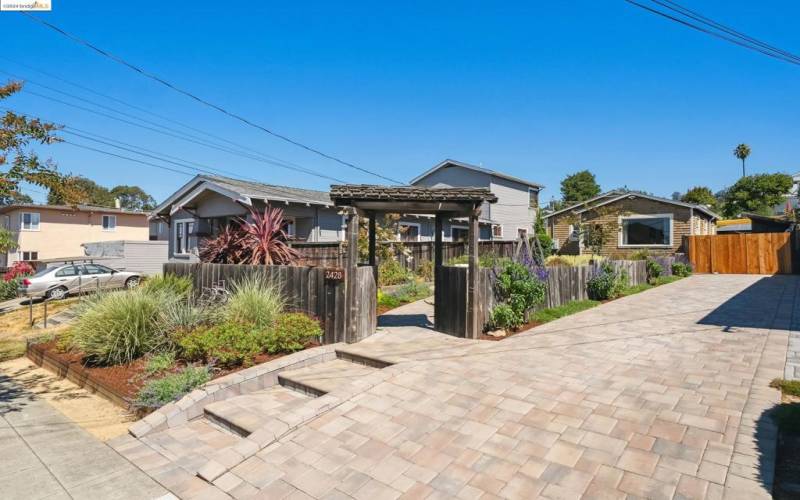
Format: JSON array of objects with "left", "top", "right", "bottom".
[{"left": 733, "top": 144, "right": 751, "bottom": 177}]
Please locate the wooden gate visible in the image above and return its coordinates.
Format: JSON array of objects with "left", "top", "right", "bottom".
[{"left": 686, "top": 233, "right": 796, "bottom": 274}]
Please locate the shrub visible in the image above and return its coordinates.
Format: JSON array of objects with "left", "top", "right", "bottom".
[
  {"left": 491, "top": 304, "right": 520, "bottom": 330},
  {"left": 3, "top": 261, "right": 34, "bottom": 282},
  {"left": 145, "top": 351, "right": 175, "bottom": 375},
  {"left": 266, "top": 312, "right": 322, "bottom": 354},
  {"left": 629, "top": 249, "right": 650, "bottom": 261},
  {"left": 545, "top": 255, "right": 604, "bottom": 267},
  {"left": 178, "top": 322, "right": 268, "bottom": 367},
  {"left": 377, "top": 290, "right": 402, "bottom": 310},
  {"left": 491, "top": 261, "right": 547, "bottom": 330},
  {"left": 143, "top": 273, "right": 192, "bottom": 298},
  {"left": 586, "top": 263, "right": 629, "bottom": 300},
  {"left": 646, "top": 259, "right": 663, "bottom": 283},
  {"left": 448, "top": 254, "right": 512, "bottom": 268},
  {"left": 672, "top": 262, "right": 693, "bottom": 277},
  {"left": 416, "top": 260, "right": 433, "bottom": 281},
  {"left": 378, "top": 259, "right": 411, "bottom": 286},
  {"left": 224, "top": 274, "right": 284, "bottom": 329},
  {"left": 535, "top": 233, "right": 553, "bottom": 258},
  {"left": 0, "top": 278, "right": 19, "bottom": 300},
  {"left": 135, "top": 366, "right": 210, "bottom": 408},
  {"left": 395, "top": 281, "right": 431, "bottom": 303},
  {"left": 159, "top": 299, "right": 216, "bottom": 334},
  {"left": 68, "top": 288, "right": 175, "bottom": 365}
]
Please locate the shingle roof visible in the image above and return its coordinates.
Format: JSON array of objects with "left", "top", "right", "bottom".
[
  {"left": 410, "top": 159, "right": 544, "bottom": 189},
  {"left": 202, "top": 175, "right": 333, "bottom": 206},
  {"left": 543, "top": 190, "right": 720, "bottom": 220},
  {"left": 0, "top": 203, "right": 148, "bottom": 216},
  {"left": 330, "top": 185, "right": 498, "bottom": 204}
]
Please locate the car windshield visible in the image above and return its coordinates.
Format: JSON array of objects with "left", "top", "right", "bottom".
[{"left": 31, "top": 267, "right": 53, "bottom": 278}]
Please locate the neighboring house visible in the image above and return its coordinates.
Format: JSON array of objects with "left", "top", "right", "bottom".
[
  {"left": 152, "top": 160, "right": 543, "bottom": 261},
  {"left": 0, "top": 204, "right": 150, "bottom": 268},
  {"left": 543, "top": 191, "right": 719, "bottom": 257},
  {"left": 717, "top": 213, "right": 794, "bottom": 234}
]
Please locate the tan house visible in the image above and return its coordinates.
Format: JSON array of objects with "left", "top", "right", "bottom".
[
  {"left": 543, "top": 191, "right": 719, "bottom": 257},
  {"left": 0, "top": 204, "right": 149, "bottom": 267}
]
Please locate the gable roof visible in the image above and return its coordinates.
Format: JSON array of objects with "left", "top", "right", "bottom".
[
  {"left": 0, "top": 203, "right": 147, "bottom": 216},
  {"left": 543, "top": 191, "right": 720, "bottom": 220},
  {"left": 151, "top": 174, "right": 333, "bottom": 217},
  {"left": 410, "top": 159, "right": 544, "bottom": 189}
]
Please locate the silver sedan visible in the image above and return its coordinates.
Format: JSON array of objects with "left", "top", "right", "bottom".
[{"left": 18, "top": 263, "right": 142, "bottom": 300}]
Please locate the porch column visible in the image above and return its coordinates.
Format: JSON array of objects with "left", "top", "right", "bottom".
[
  {"left": 434, "top": 214, "right": 443, "bottom": 268},
  {"left": 466, "top": 209, "right": 479, "bottom": 339},
  {"left": 345, "top": 209, "right": 359, "bottom": 343}
]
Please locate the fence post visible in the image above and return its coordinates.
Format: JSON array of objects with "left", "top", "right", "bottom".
[
  {"left": 29, "top": 298, "right": 33, "bottom": 326},
  {"left": 43, "top": 301, "right": 48, "bottom": 329}
]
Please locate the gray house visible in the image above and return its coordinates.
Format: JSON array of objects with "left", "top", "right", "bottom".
[{"left": 151, "top": 160, "right": 543, "bottom": 261}]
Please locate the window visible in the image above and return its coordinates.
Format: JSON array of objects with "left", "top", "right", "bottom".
[
  {"left": 83, "top": 264, "right": 112, "bottom": 275},
  {"left": 175, "top": 222, "right": 184, "bottom": 254},
  {"left": 282, "top": 218, "right": 296, "bottom": 239},
  {"left": 620, "top": 214, "right": 672, "bottom": 247},
  {"left": 102, "top": 215, "right": 116, "bottom": 231},
  {"left": 21, "top": 251, "right": 38, "bottom": 261},
  {"left": 529, "top": 189, "right": 538, "bottom": 209},
  {"left": 21, "top": 212, "right": 40, "bottom": 231},
  {"left": 399, "top": 222, "right": 420, "bottom": 242},
  {"left": 451, "top": 226, "right": 468, "bottom": 242},
  {"left": 492, "top": 225, "right": 503, "bottom": 238},
  {"left": 55, "top": 265, "right": 80, "bottom": 278},
  {"left": 175, "top": 220, "right": 195, "bottom": 254},
  {"left": 517, "top": 228, "right": 529, "bottom": 240}
]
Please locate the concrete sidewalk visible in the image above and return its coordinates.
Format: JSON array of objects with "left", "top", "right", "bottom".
[{"left": 0, "top": 372, "right": 169, "bottom": 500}]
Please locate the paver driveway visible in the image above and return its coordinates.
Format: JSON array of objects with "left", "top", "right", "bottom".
[{"left": 132, "top": 274, "right": 795, "bottom": 499}]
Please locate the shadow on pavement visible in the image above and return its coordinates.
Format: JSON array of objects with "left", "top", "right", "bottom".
[
  {"left": 378, "top": 313, "right": 434, "bottom": 330},
  {"left": 0, "top": 373, "right": 34, "bottom": 416},
  {"left": 771, "top": 402, "right": 800, "bottom": 499},
  {"left": 697, "top": 275, "right": 796, "bottom": 331}
]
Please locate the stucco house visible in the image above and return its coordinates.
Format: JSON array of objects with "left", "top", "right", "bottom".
[
  {"left": 151, "top": 159, "right": 543, "bottom": 261},
  {"left": 543, "top": 191, "right": 719, "bottom": 257},
  {"left": 0, "top": 203, "right": 150, "bottom": 267}
]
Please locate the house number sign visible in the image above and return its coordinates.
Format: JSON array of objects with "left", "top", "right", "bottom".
[{"left": 325, "top": 268, "right": 345, "bottom": 282}]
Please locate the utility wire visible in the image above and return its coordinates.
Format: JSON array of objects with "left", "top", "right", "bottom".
[
  {"left": 22, "top": 12, "right": 404, "bottom": 184},
  {"left": 623, "top": 0, "right": 800, "bottom": 66},
  {"left": 0, "top": 65, "right": 341, "bottom": 180}
]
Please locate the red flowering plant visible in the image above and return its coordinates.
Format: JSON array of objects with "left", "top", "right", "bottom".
[{"left": 4, "top": 261, "right": 34, "bottom": 282}]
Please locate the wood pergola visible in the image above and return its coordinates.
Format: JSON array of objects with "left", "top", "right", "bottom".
[{"left": 330, "top": 185, "right": 498, "bottom": 339}]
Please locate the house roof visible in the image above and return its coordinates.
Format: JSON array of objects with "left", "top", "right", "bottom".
[
  {"left": 542, "top": 191, "right": 720, "bottom": 220},
  {"left": 410, "top": 159, "right": 544, "bottom": 189},
  {"left": 330, "top": 185, "right": 497, "bottom": 204},
  {"left": 0, "top": 203, "right": 148, "bottom": 216},
  {"left": 151, "top": 174, "right": 333, "bottom": 217}
]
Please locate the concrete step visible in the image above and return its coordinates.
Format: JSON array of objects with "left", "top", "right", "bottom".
[
  {"left": 139, "top": 418, "right": 240, "bottom": 474},
  {"left": 203, "top": 385, "right": 310, "bottom": 437},
  {"left": 278, "top": 358, "right": 379, "bottom": 396}
]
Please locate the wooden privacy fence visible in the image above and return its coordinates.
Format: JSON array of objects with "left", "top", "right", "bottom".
[
  {"left": 686, "top": 233, "right": 797, "bottom": 274},
  {"left": 163, "top": 262, "right": 376, "bottom": 344},
  {"left": 435, "top": 260, "right": 648, "bottom": 336},
  {"left": 290, "top": 240, "right": 517, "bottom": 271}
]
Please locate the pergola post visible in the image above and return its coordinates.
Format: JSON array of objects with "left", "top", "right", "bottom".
[
  {"left": 466, "top": 208, "right": 479, "bottom": 339},
  {"left": 368, "top": 212, "right": 377, "bottom": 290},
  {"left": 434, "top": 214, "right": 443, "bottom": 269},
  {"left": 345, "top": 209, "right": 359, "bottom": 343}
]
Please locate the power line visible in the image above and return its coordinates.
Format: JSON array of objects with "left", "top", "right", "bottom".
[
  {"left": 22, "top": 12, "right": 405, "bottom": 184},
  {"left": 623, "top": 0, "right": 800, "bottom": 66},
  {"left": 0, "top": 64, "right": 344, "bottom": 181}
]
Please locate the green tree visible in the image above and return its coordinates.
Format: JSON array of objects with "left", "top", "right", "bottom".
[
  {"left": 110, "top": 185, "right": 156, "bottom": 211},
  {"left": 0, "top": 190, "right": 32, "bottom": 205},
  {"left": 47, "top": 176, "right": 115, "bottom": 206},
  {"left": 721, "top": 173, "right": 793, "bottom": 217},
  {"left": 733, "top": 144, "right": 751, "bottom": 177},
  {"left": 680, "top": 186, "right": 717, "bottom": 209},
  {"left": 1, "top": 81, "right": 77, "bottom": 203},
  {"left": 560, "top": 170, "right": 601, "bottom": 204},
  {"left": 0, "top": 227, "right": 16, "bottom": 253}
]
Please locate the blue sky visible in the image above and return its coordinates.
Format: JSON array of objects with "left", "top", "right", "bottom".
[{"left": 1, "top": 1, "right": 798, "bottom": 206}]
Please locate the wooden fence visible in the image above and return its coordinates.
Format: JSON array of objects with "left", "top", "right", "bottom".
[
  {"left": 163, "top": 262, "right": 376, "bottom": 343},
  {"left": 435, "top": 260, "right": 648, "bottom": 337},
  {"left": 290, "top": 240, "right": 517, "bottom": 271},
  {"left": 686, "top": 233, "right": 796, "bottom": 274}
]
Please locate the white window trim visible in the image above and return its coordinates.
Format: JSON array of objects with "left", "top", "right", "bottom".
[
  {"left": 102, "top": 214, "right": 117, "bottom": 232},
  {"left": 283, "top": 216, "right": 296, "bottom": 239},
  {"left": 618, "top": 213, "right": 674, "bottom": 248},
  {"left": 491, "top": 224, "right": 503, "bottom": 239},
  {"left": 398, "top": 222, "right": 421, "bottom": 242},
  {"left": 20, "top": 212, "right": 40, "bottom": 231},
  {"left": 174, "top": 218, "right": 194, "bottom": 255},
  {"left": 516, "top": 227, "right": 530, "bottom": 240},
  {"left": 21, "top": 251, "right": 38, "bottom": 261},
  {"left": 528, "top": 188, "right": 538, "bottom": 209}
]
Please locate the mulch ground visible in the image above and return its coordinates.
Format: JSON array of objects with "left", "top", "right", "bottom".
[{"left": 479, "top": 319, "right": 544, "bottom": 341}]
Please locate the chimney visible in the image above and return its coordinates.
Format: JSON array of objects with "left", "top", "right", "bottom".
[{"left": 114, "top": 198, "right": 121, "bottom": 209}]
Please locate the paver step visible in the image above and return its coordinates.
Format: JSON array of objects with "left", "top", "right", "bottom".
[
  {"left": 278, "top": 358, "right": 378, "bottom": 396},
  {"left": 139, "top": 418, "right": 240, "bottom": 474},
  {"left": 203, "top": 385, "right": 310, "bottom": 437}
]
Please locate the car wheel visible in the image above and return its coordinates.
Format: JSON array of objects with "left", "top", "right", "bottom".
[
  {"left": 125, "top": 276, "right": 141, "bottom": 289},
  {"left": 46, "top": 286, "right": 68, "bottom": 300}
]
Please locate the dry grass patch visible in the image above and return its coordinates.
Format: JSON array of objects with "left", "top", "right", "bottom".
[{"left": 0, "top": 299, "right": 76, "bottom": 361}]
